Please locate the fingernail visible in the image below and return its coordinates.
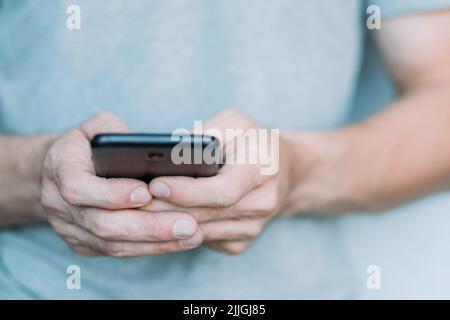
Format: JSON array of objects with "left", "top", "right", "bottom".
[
  {"left": 173, "top": 218, "right": 197, "bottom": 239},
  {"left": 180, "top": 232, "right": 202, "bottom": 249},
  {"left": 130, "top": 187, "right": 151, "bottom": 205},
  {"left": 150, "top": 181, "right": 171, "bottom": 199}
]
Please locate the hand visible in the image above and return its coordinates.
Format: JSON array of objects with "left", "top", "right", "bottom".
[
  {"left": 41, "top": 112, "right": 203, "bottom": 257},
  {"left": 143, "top": 109, "right": 294, "bottom": 255}
]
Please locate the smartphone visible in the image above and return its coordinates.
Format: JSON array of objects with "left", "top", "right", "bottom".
[{"left": 91, "top": 133, "right": 221, "bottom": 181}]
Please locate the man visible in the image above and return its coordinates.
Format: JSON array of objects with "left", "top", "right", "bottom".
[{"left": 0, "top": 0, "right": 450, "bottom": 298}]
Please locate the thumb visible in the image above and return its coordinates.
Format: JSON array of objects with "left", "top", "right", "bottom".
[{"left": 81, "top": 112, "right": 130, "bottom": 139}]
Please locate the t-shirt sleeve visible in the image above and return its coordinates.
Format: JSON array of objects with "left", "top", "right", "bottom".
[{"left": 366, "top": 0, "right": 450, "bottom": 17}]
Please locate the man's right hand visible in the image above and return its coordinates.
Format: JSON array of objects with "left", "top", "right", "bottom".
[{"left": 41, "top": 112, "right": 203, "bottom": 257}]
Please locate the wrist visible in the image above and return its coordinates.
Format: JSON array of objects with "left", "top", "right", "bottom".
[
  {"left": 280, "top": 129, "right": 360, "bottom": 215},
  {"left": 33, "top": 135, "right": 59, "bottom": 221},
  {"left": 0, "top": 134, "right": 58, "bottom": 225}
]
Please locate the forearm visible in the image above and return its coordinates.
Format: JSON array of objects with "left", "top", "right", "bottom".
[
  {"left": 284, "top": 85, "right": 450, "bottom": 214},
  {"left": 0, "top": 135, "right": 56, "bottom": 226}
]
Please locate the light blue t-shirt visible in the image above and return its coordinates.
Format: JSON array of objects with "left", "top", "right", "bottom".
[{"left": 0, "top": 0, "right": 449, "bottom": 299}]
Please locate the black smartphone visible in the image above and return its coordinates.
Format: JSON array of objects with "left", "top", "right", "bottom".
[{"left": 91, "top": 133, "right": 221, "bottom": 181}]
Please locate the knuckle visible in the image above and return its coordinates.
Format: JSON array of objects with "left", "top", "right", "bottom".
[
  {"left": 144, "top": 218, "right": 160, "bottom": 241},
  {"left": 144, "top": 216, "right": 161, "bottom": 240},
  {"left": 60, "top": 181, "right": 81, "bottom": 205},
  {"left": 221, "top": 108, "right": 242, "bottom": 118},
  {"left": 82, "top": 210, "right": 127, "bottom": 240},
  {"left": 218, "top": 189, "right": 240, "bottom": 207},
  {"left": 41, "top": 177, "right": 60, "bottom": 205},
  {"left": 196, "top": 208, "right": 220, "bottom": 223},
  {"left": 103, "top": 242, "right": 127, "bottom": 258},
  {"left": 95, "top": 223, "right": 122, "bottom": 240},
  {"left": 88, "top": 214, "right": 109, "bottom": 238},
  {"left": 40, "top": 187, "right": 56, "bottom": 212},
  {"left": 95, "top": 112, "right": 125, "bottom": 130},
  {"left": 245, "top": 223, "right": 262, "bottom": 238},
  {"left": 48, "top": 218, "right": 67, "bottom": 236},
  {"left": 40, "top": 189, "right": 49, "bottom": 208},
  {"left": 153, "top": 242, "right": 172, "bottom": 255},
  {"left": 151, "top": 240, "right": 184, "bottom": 255},
  {"left": 52, "top": 222, "right": 69, "bottom": 236},
  {"left": 46, "top": 141, "right": 62, "bottom": 163},
  {"left": 96, "top": 111, "right": 119, "bottom": 122},
  {"left": 191, "top": 209, "right": 205, "bottom": 222},
  {"left": 96, "top": 190, "right": 117, "bottom": 208}
]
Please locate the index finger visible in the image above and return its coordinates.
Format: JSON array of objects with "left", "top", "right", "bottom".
[
  {"left": 149, "top": 162, "right": 262, "bottom": 208},
  {"left": 54, "top": 112, "right": 152, "bottom": 209},
  {"left": 73, "top": 208, "right": 199, "bottom": 242}
]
